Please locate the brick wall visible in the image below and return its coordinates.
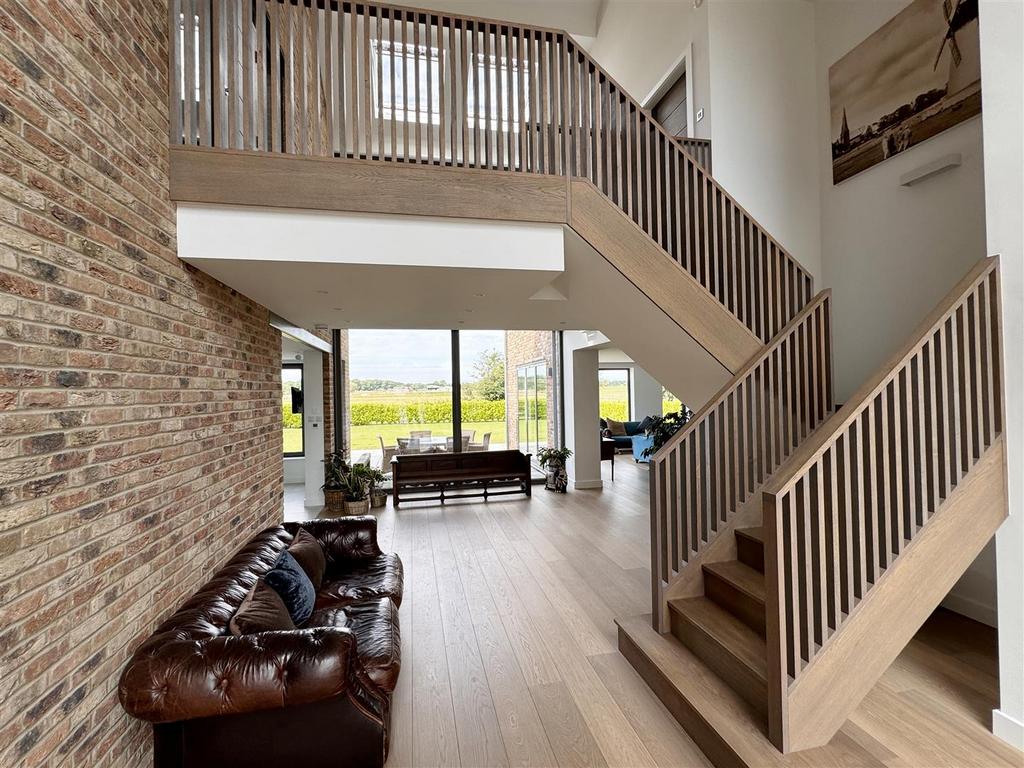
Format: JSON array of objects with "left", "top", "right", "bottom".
[
  {"left": 319, "top": 329, "right": 350, "bottom": 457},
  {"left": 504, "top": 330, "right": 557, "bottom": 451},
  {"left": 0, "top": 2, "right": 282, "bottom": 766}
]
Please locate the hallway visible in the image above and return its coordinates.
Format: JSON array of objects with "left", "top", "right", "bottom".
[{"left": 284, "top": 457, "right": 1014, "bottom": 767}]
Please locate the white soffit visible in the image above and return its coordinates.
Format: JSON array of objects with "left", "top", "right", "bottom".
[{"left": 176, "top": 203, "right": 565, "bottom": 273}]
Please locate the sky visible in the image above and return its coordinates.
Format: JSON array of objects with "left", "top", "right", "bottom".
[
  {"left": 349, "top": 329, "right": 505, "bottom": 384},
  {"left": 829, "top": 0, "right": 962, "bottom": 137}
]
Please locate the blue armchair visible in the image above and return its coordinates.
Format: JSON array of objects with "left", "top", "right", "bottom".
[{"left": 632, "top": 433, "right": 654, "bottom": 463}]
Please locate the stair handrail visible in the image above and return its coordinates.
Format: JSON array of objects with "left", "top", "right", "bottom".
[
  {"left": 169, "top": 0, "right": 813, "bottom": 340},
  {"left": 650, "top": 290, "right": 833, "bottom": 630},
  {"left": 761, "top": 255, "right": 1003, "bottom": 749}
]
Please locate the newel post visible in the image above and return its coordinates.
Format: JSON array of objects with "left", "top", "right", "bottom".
[{"left": 762, "top": 490, "right": 790, "bottom": 753}]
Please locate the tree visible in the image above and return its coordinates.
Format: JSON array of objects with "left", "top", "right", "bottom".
[{"left": 473, "top": 349, "right": 506, "bottom": 401}]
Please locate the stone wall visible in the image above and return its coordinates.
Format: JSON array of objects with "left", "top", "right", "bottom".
[{"left": 0, "top": 2, "right": 282, "bottom": 765}]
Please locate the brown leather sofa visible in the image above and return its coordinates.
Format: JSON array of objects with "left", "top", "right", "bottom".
[{"left": 119, "top": 517, "right": 403, "bottom": 768}]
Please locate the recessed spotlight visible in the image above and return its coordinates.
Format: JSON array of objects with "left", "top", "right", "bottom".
[
  {"left": 474, "top": 292, "right": 486, "bottom": 298},
  {"left": 316, "top": 290, "right": 329, "bottom": 294},
  {"left": 332, "top": 307, "right": 344, "bottom": 311},
  {"left": 457, "top": 320, "right": 465, "bottom": 324},
  {"left": 559, "top": 321, "right": 567, "bottom": 325},
  {"left": 463, "top": 308, "right": 473, "bottom": 313}
]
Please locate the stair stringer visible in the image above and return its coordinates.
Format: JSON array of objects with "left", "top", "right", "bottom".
[{"left": 764, "top": 436, "right": 1008, "bottom": 753}]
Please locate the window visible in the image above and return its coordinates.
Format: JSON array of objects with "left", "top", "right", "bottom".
[
  {"left": 459, "top": 331, "right": 507, "bottom": 450},
  {"left": 348, "top": 330, "right": 454, "bottom": 457},
  {"left": 466, "top": 52, "right": 530, "bottom": 131},
  {"left": 283, "top": 364, "right": 304, "bottom": 457},
  {"left": 599, "top": 368, "right": 631, "bottom": 422},
  {"left": 372, "top": 40, "right": 443, "bottom": 124}
]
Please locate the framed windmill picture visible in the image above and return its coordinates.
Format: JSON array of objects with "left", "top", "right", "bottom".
[{"left": 829, "top": 0, "right": 981, "bottom": 184}]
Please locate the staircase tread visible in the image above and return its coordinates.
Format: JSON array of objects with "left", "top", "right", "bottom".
[
  {"left": 617, "top": 615, "right": 787, "bottom": 767},
  {"left": 669, "top": 597, "right": 767, "bottom": 682},
  {"left": 734, "top": 526, "right": 764, "bottom": 543},
  {"left": 703, "top": 560, "right": 766, "bottom": 604}
]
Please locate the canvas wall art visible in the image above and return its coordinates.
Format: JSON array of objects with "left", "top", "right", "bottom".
[{"left": 829, "top": 0, "right": 981, "bottom": 184}]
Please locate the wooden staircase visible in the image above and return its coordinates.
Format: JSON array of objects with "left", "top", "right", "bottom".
[
  {"left": 638, "top": 256, "right": 1007, "bottom": 763},
  {"left": 166, "top": 3, "right": 1009, "bottom": 765}
]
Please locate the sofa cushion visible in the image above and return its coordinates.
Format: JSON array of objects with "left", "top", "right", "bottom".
[
  {"left": 606, "top": 418, "right": 627, "bottom": 436},
  {"left": 265, "top": 550, "right": 316, "bottom": 625},
  {"left": 315, "top": 553, "right": 404, "bottom": 610},
  {"left": 308, "top": 598, "right": 401, "bottom": 694},
  {"left": 229, "top": 579, "right": 296, "bottom": 636},
  {"left": 288, "top": 527, "right": 327, "bottom": 589}
]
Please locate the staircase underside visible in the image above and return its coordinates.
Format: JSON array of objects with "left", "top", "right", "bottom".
[
  {"left": 617, "top": 612, "right": 1021, "bottom": 768},
  {"left": 169, "top": 146, "right": 762, "bottom": 374}
]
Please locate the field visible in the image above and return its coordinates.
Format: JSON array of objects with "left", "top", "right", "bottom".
[
  {"left": 350, "top": 390, "right": 505, "bottom": 452},
  {"left": 283, "top": 428, "right": 303, "bottom": 454},
  {"left": 283, "top": 386, "right": 683, "bottom": 456}
]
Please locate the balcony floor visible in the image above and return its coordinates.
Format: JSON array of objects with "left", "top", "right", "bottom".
[{"left": 284, "top": 455, "right": 1016, "bottom": 767}]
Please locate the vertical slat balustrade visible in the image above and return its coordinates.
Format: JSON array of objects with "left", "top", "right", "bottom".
[
  {"left": 763, "top": 258, "right": 1002, "bottom": 689},
  {"left": 650, "top": 292, "right": 834, "bottom": 631},
  {"left": 171, "top": 1, "right": 812, "bottom": 339}
]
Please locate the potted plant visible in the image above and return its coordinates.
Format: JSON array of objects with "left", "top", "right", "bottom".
[
  {"left": 641, "top": 407, "right": 695, "bottom": 460},
  {"left": 366, "top": 467, "right": 388, "bottom": 509},
  {"left": 341, "top": 463, "right": 373, "bottom": 515},
  {"left": 537, "top": 446, "right": 573, "bottom": 493},
  {"left": 322, "top": 451, "right": 350, "bottom": 514}
]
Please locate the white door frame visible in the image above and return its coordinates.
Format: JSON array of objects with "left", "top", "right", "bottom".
[{"left": 640, "top": 43, "right": 696, "bottom": 138}]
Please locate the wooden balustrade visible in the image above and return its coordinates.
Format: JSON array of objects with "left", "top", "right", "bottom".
[
  {"left": 168, "top": 0, "right": 811, "bottom": 341},
  {"left": 678, "top": 137, "right": 711, "bottom": 173},
  {"left": 761, "top": 256, "right": 1003, "bottom": 751},
  {"left": 650, "top": 291, "right": 833, "bottom": 629}
]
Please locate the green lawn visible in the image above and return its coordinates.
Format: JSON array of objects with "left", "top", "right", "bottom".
[
  {"left": 351, "top": 420, "right": 507, "bottom": 452},
  {"left": 283, "top": 428, "right": 303, "bottom": 454}
]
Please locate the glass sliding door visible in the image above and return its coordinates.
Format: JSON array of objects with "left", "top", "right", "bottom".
[{"left": 516, "top": 361, "right": 548, "bottom": 463}]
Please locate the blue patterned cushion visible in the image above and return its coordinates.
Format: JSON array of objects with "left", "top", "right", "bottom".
[{"left": 264, "top": 550, "right": 315, "bottom": 625}]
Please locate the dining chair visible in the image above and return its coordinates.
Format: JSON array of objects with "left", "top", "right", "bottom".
[
  {"left": 468, "top": 432, "right": 491, "bottom": 451},
  {"left": 410, "top": 430, "right": 431, "bottom": 439},
  {"left": 462, "top": 429, "right": 476, "bottom": 442},
  {"left": 397, "top": 437, "right": 422, "bottom": 454}
]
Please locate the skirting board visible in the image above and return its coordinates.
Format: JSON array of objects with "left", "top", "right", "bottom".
[
  {"left": 992, "top": 709, "right": 1024, "bottom": 751},
  {"left": 574, "top": 480, "right": 604, "bottom": 490},
  {"left": 940, "top": 592, "right": 998, "bottom": 627}
]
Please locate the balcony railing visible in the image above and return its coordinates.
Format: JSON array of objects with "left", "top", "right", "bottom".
[{"left": 169, "top": 0, "right": 811, "bottom": 343}]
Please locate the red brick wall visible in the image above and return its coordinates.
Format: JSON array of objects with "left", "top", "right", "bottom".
[
  {"left": 505, "top": 331, "right": 557, "bottom": 450},
  {"left": 0, "top": 2, "right": 282, "bottom": 765}
]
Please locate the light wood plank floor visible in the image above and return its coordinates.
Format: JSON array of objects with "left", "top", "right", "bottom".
[{"left": 285, "top": 456, "right": 1017, "bottom": 768}]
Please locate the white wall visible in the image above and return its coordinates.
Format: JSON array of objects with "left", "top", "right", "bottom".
[
  {"left": 707, "top": 0, "right": 821, "bottom": 281},
  {"left": 979, "top": 0, "right": 1024, "bottom": 750},
  {"left": 814, "top": 0, "right": 994, "bottom": 628},
  {"left": 585, "top": 0, "right": 712, "bottom": 137},
  {"left": 281, "top": 335, "right": 326, "bottom": 506},
  {"left": 562, "top": 331, "right": 602, "bottom": 488}
]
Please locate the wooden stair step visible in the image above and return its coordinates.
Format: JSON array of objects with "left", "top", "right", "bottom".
[
  {"left": 702, "top": 560, "right": 766, "bottom": 635},
  {"left": 734, "top": 527, "right": 765, "bottom": 572},
  {"left": 668, "top": 597, "right": 767, "bottom": 712},
  {"left": 616, "top": 615, "right": 786, "bottom": 768}
]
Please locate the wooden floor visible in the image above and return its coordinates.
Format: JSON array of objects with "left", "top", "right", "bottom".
[{"left": 285, "top": 456, "right": 1018, "bottom": 768}]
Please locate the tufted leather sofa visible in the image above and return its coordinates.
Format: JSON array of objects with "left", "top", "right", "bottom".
[{"left": 118, "top": 517, "right": 403, "bottom": 768}]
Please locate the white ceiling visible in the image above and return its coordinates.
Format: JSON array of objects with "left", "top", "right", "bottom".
[{"left": 415, "top": 0, "right": 603, "bottom": 37}]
